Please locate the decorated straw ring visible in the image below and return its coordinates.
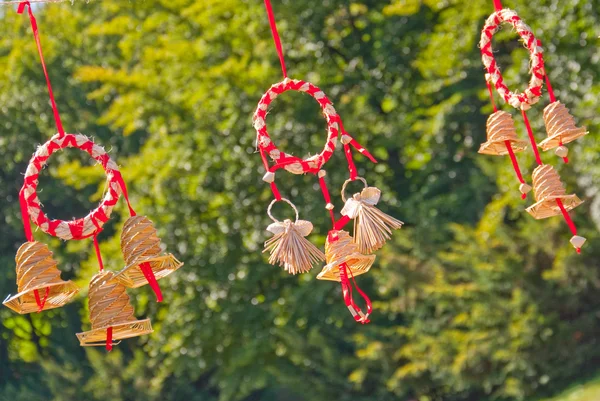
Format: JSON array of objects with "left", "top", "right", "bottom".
[
  {"left": 253, "top": 78, "right": 339, "bottom": 175},
  {"left": 480, "top": 9, "right": 545, "bottom": 110},
  {"left": 21, "top": 133, "right": 125, "bottom": 241}
]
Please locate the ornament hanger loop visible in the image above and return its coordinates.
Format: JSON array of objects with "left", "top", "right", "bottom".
[
  {"left": 479, "top": 8, "right": 545, "bottom": 110},
  {"left": 341, "top": 177, "right": 368, "bottom": 203},
  {"left": 267, "top": 198, "right": 299, "bottom": 223},
  {"left": 21, "top": 133, "right": 124, "bottom": 240},
  {"left": 253, "top": 78, "right": 340, "bottom": 175}
]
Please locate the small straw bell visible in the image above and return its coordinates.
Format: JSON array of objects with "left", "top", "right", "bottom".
[
  {"left": 539, "top": 101, "right": 587, "bottom": 158},
  {"left": 316, "top": 230, "right": 375, "bottom": 282},
  {"left": 3, "top": 242, "right": 79, "bottom": 314},
  {"left": 478, "top": 110, "right": 529, "bottom": 156},
  {"left": 114, "top": 216, "right": 183, "bottom": 302},
  {"left": 76, "top": 271, "right": 153, "bottom": 350},
  {"left": 263, "top": 198, "right": 325, "bottom": 274},
  {"left": 526, "top": 165, "right": 583, "bottom": 220},
  {"left": 340, "top": 178, "right": 403, "bottom": 254},
  {"left": 526, "top": 164, "right": 585, "bottom": 251}
]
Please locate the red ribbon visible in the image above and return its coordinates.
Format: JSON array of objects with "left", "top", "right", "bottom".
[
  {"left": 263, "top": 0, "right": 287, "bottom": 78},
  {"left": 140, "top": 262, "right": 163, "bottom": 302},
  {"left": 19, "top": 189, "right": 34, "bottom": 242},
  {"left": 504, "top": 140, "right": 527, "bottom": 199},
  {"left": 339, "top": 263, "right": 371, "bottom": 324},
  {"left": 112, "top": 171, "right": 136, "bottom": 217},
  {"left": 106, "top": 327, "right": 113, "bottom": 351},
  {"left": 93, "top": 234, "right": 104, "bottom": 272},
  {"left": 486, "top": 80, "right": 498, "bottom": 113},
  {"left": 521, "top": 109, "right": 543, "bottom": 166},
  {"left": 34, "top": 287, "right": 50, "bottom": 312},
  {"left": 492, "top": 0, "right": 503, "bottom": 11},
  {"left": 318, "top": 174, "right": 335, "bottom": 225},
  {"left": 17, "top": 2, "right": 65, "bottom": 137}
]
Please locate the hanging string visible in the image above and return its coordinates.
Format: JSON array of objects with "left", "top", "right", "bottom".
[
  {"left": 33, "top": 287, "right": 50, "bottom": 312},
  {"left": 17, "top": 2, "right": 65, "bottom": 137},
  {"left": 19, "top": 189, "right": 34, "bottom": 242},
  {"left": 112, "top": 171, "right": 137, "bottom": 217},
  {"left": 492, "top": 0, "right": 503, "bottom": 11},
  {"left": 521, "top": 109, "right": 543, "bottom": 166},
  {"left": 504, "top": 140, "right": 528, "bottom": 199},
  {"left": 93, "top": 234, "right": 104, "bottom": 271},
  {"left": 485, "top": 79, "right": 498, "bottom": 113},
  {"left": 263, "top": 0, "right": 287, "bottom": 78},
  {"left": 1, "top": 0, "right": 73, "bottom": 5},
  {"left": 105, "top": 326, "right": 113, "bottom": 351}
]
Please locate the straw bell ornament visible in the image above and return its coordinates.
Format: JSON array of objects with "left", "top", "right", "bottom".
[
  {"left": 340, "top": 178, "right": 403, "bottom": 254},
  {"left": 114, "top": 216, "right": 183, "bottom": 302},
  {"left": 478, "top": 111, "right": 532, "bottom": 198},
  {"left": 3, "top": 242, "right": 79, "bottom": 314},
  {"left": 316, "top": 230, "right": 375, "bottom": 282},
  {"left": 263, "top": 198, "right": 325, "bottom": 275},
  {"left": 539, "top": 101, "right": 588, "bottom": 161},
  {"left": 526, "top": 164, "right": 586, "bottom": 251}
]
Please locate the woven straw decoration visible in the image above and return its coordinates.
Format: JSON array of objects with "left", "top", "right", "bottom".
[
  {"left": 76, "top": 271, "right": 152, "bottom": 347},
  {"left": 341, "top": 181, "right": 403, "bottom": 254},
  {"left": 115, "top": 216, "right": 183, "bottom": 289},
  {"left": 317, "top": 230, "right": 376, "bottom": 282},
  {"left": 539, "top": 101, "right": 588, "bottom": 151},
  {"left": 3, "top": 242, "right": 79, "bottom": 314},
  {"left": 263, "top": 198, "right": 325, "bottom": 275},
  {"left": 478, "top": 111, "right": 528, "bottom": 155},
  {"left": 526, "top": 164, "right": 583, "bottom": 219}
]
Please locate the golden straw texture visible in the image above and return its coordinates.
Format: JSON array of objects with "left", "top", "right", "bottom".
[
  {"left": 115, "top": 216, "right": 183, "bottom": 288},
  {"left": 264, "top": 219, "right": 325, "bottom": 274},
  {"left": 316, "top": 230, "right": 375, "bottom": 282},
  {"left": 539, "top": 101, "right": 587, "bottom": 150},
  {"left": 479, "top": 111, "right": 528, "bottom": 155},
  {"left": 3, "top": 241, "right": 78, "bottom": 314},
  {"left": 526, "top": 165, "right": 583, "bottom": 219},
  {"left": 76, "top": 271, "right": 152, "bottom": 346}
]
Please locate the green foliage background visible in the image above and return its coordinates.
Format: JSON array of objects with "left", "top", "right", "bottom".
[{"left": 0, "top": 0, "right": 599, "bottom": 400}]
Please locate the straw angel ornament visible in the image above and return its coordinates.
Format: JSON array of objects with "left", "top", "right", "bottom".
[
  {"left": 340, "top": 178, "right": 403, "bottom": 254},
  {"left": 263, "top": 199, "right": 325, "bottom": 274}
]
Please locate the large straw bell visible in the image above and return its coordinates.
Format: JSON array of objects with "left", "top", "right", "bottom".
[
  {"left": 3, "top": 242, "right": 79, "bottom": 314},
  {"left": 114, "top": 216, "right": 183, "bottom": 295},
  {"left": 76, "top": 270, "right": 153, "bottom": 348},
  {"left": 539, "top": 101, "right": 587, "bottom": 155},
  {"left": 316, "top": 230, "right": 376, "bottom": 282},
  {"left": 526, "top": 164, "right": 583, "bottom": 219},
  {"left": 478, "top": 111, "right": 528, "bottom": 155}
]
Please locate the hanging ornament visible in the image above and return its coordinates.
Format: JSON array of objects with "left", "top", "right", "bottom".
[
  {"left": 316, "top": 230, "right": 375, "bottom": 324},
  {"left": 76, "top": 271, "right": 153, "bottom": 351},
  {"left": 340, "top": 177, "right": 403, "bottom": 254},
  {"left": 539, "top": 101, "right": 588, "bottom": 161},
  {"left": 255, "top": 0, "right": 395, "bottom": 323},
  {"left": 3, "top": 241, "right": 79, "bottom": 314},
  {"left": 478, "top": 110, "right": 532, "bottom": 198},
  {"left": 479, "top": 0, "right": 587, "bottom": 252},
  {"left": 5, "top": 2, "right": 183, "bottom": 349},
  {"left": 115, "top": 216, "right": 183, "bottom": 302},
  {"left": 263, "top": 198, "right": 325, "bottom": 275}
]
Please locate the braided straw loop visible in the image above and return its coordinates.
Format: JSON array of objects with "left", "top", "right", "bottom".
[
  {"left": 479, "top": 111, "right": 528, "bottom": 155},
  {"left": 3, "top": 241, "right": 79, "bottom": 314},
  {"left": 76, "top": 271, "right": 152, "bottom": 347},
  {"left": 539, "top": 101, "right": 588, "bottom": 150},
  {"left": 316, "top": 230, "right": 375, "bottom": 282},
  {"left": 115, "top": 216, "right": 183, "bottom": 288},
  {"left": 526, "top": 165, "right": 583, "bottom": 219}
]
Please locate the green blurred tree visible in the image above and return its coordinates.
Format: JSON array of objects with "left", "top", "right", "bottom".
[{"left": 0, "top": 1, "right": 599, "bottom": 401}]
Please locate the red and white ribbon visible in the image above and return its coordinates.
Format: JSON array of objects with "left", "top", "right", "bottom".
[
  {"left": 21, "top": 133, "right": 124, "bottom": 240},
  {"left": 480, "top": 9, "right": 545, "bottom": 110}
]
